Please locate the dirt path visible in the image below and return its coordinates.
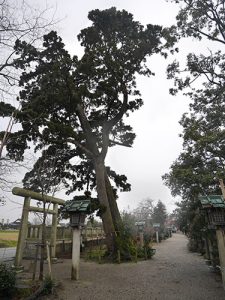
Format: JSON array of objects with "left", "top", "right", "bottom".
[{"left": 50, "top": 233, "right": 225, "bottom": 300}]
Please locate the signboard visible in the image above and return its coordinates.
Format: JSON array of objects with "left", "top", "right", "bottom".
[{"left": 153, "top": 223, "right": 160, "bottom": 228}]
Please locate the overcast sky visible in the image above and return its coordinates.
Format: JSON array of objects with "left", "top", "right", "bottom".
[{"left": 1, "top": 0, "right": 195, "bottom": 222}]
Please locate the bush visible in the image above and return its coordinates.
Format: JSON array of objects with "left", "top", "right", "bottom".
[
  {"left": 42, "top": 275, "right": 55, "bottom": 295},
  {"left": 115, "top": 230, "right": 137, "bottom": 261},
  {"left": 0, "top": 263, "right": 16, "bottom": 298},
  {"left": 136, "top": 246, "right": 156, "bottom": 259}
]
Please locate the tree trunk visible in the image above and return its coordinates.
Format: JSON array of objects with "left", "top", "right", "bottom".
[
  {"left": 104, "top": 171, "right": 123, "bottom": 233},
  {"left": 93, "top": 157, "right": 115, "bottom": 254},
  {"left": 105, "top": 170, "right": 133, "bottom": 260}
]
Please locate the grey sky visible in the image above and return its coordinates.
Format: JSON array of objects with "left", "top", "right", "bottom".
[{"left": 1, "top": 0, "right": 194, "bottom": 221}]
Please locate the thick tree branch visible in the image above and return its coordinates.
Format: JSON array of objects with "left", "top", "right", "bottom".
[
  {"left": 76, "top": 103, "right": 99, "bottom": 156},
  {"left": 66, "top": 138, "right": 94, "bottom": 158},
  {"left": 101, "top": 89, "right": 128, "bottom": 158},
  {"left": 189, "top": 25, "right": 225, "bottom": 45},
  {"left": 109, "top": 139, "right": 132, "bottom": 147},
  {"left": 107, "top": 90, "right": 128, "bottom": 129}
]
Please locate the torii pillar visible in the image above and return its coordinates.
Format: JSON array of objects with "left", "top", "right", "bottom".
[{"left": 12, "top": 187, "right": 64, "bottom": 269}]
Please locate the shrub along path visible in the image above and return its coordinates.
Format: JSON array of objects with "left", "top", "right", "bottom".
[{"left": 47, "top": 233, "right": 224, "bottom": 300}]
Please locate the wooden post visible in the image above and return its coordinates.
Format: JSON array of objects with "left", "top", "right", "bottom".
[
  {"left": 28, "top": 226, "right": 31, "bottom": 239},
  {"left": 208, "top": 237, "right": 217, "bottom": 268},
  {"left": 117, "top": 250, "right": 121, "bottom": 264},
  {"left": 50, "top": 203, "right": 58, "bottom": 259},
  {"left": 14, "top": 196, "right": 31, "bottom": 268},
  {"left": 204, "top": 237, "right": 211, "bottom": 261},
  {"left": 35, "top": 226, "right": 38, "bottom": 238},
  {"left": 38, "top": 225, "right": 43, "bottom": 241},
  {"left": 216, "top": 229, "right": 225, "bottom": 290},
  {"left": 32, "top": 244, "right": 39, "bottom": 281},
  {"left": 62, "top": 227, "right": 65, "bottom": 253},
  {"left": 218, "top": 179, "right": 225, "bottom": 290},
  {"left": 46, "top": 241, "right": 52, "bottom": 279},
  {"left": 71, "top": 228, "right": 81, "bottom": 280},
  {"left": 98, "top": 247, "right": 102, "bottom": 264},
  {"left": 219, "top": 179, "right": 225, "bottom": 200},
  {"left": 139, "top": 232, "right": 144, "bottom": 248},
  {"left": 156, "top": 230, "right": 159, "bottom": 244},
  {"left": 144, "top": 247, "right": 147, "bottom": 260}
]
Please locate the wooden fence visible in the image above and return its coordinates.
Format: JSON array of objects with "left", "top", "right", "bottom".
[{"left": 23, "top": 225, "right": 105, "bottom": 258}]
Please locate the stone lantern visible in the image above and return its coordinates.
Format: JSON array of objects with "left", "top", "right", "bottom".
[
  {"left": 135, "top": 221, "right": 145, "bottom": 247},
  {"left": 153, "top": 223, "right": 160, "bottom": 243},
  {"left": 199, "top": 194, "right": 225, "bottom": 290},
  {"left": 199, "top": 195, "right": 225, "bottom": 227},
  {"left": 62, "top": 199, "right": 90, "bottom": 280},
  {"left": 135, "top": 221, "right": 145, "bottom": 232},
  {"left": 70, "top": 211, "right": 86, "bottom": 228}
]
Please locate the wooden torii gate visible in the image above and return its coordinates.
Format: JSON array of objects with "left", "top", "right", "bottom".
[{"left": 12, "top": 187, "right": 65, "bottom": 269}]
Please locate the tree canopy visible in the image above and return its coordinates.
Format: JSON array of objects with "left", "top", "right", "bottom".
[
  {"left": 5, "top": 7, "right": 172, "bottom": 254},
  {"left": 163, "top": 0, "right": 225, "bottom": 237}
]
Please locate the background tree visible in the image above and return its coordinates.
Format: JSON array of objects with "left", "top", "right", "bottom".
[
  {"left": 170, "top": 202, "right": 189, "bottom": 233},
  {"left": 0, "top": 0, "right": 56, "bottom": 142},
  {"left": 0, "top": 0, "right": 56, "bottom": 99},
  {"left": 0, "top": 0, "right": 57, "bottom": 205},
  {"left": 163, "top": 0, "right": 225, "bottom": 243},
  {"left": 23, "top": 146, "right": 64, "bottom": 280},
  {"left": 6, "top": 7, "right": 173, "bottom": 255},
  {"left": 132, "top": 198, "right": 154, "bottom": 224},
  {"left": 120, "top": 210, "right": 137, "bottom": 237},
  {"left": 152, "top": 200, "right": 167, "bottom": 229},
  {"left": 121, "top": 198, "right": 154, "bottom": 237}
]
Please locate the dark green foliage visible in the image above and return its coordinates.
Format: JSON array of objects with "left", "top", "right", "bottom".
[
  {"left": 152, "top": 200, "right": 167, "bottom": 229},
  {"left": 23, "top": 146, "right": 65, "bottom": 194},
  {"left": 0, "top": 263, "right": 16, "bottom": 298},
  {"left": 121, "top": 210, "right": 137, "bottom": 237},
  {"left": 143, "top": 233, "right": 155, "bottom": 259},
  {"left": 4, "top": 7, "right": 173, "bottom": 253},
  {"left": 0, "top": 102, "right": 15, "bottom": 117},
  {"left": 136, "top": 246, "right": 155, "bottom": 259},
  {"left": 169, "top": 0, "right": 225, "bottom": 43},
  {"left": 42, "top": 275, "right": 55, "bottom": 295},
  {"left": 7, "top": 8, "right": 164, "bottom": 165},
  {"left": 115, "top": 227, "right": 137, "bottom": 261},
  {"left": 106, "top": 167, "right": 131, "bottom": 194},
  {"left": 5, "top": 7, "right": 167, "bottom": 194},
  {"left": 164, "top": 0, "right": 225, "bottom": 246}
]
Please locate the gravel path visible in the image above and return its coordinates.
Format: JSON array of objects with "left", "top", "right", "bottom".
[{"left": 50, "top": 233, "right": 225, "bottom": 300}]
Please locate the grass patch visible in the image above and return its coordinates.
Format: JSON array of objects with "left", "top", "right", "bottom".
[
  {"left": 0, "top": 230, "right": 19, "bottom": 248},
  {"left": 0, "top": 230, "right": 19, "bottom": 240},
  {"left": 0, "top": 240, "right": 18, "bottom": 248},
  {"left": 83, "top": 247, "right": 107, "bottom": 263}
]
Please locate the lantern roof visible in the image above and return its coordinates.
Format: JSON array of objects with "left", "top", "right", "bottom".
[
  {"left": 135, "top": 221, "right": 145, "bottom": 226},
  {"left": 199, "top": 195, "right": 225, "bottom": 209},
  {"left": 62, "top": 199, "right": 90, "bottom": 213}
]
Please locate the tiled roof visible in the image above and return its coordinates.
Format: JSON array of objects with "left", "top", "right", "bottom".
[
  {"left": 62, "top": 199, "right": 90, "bottom": 212},
  {"left": 199, "top": 195, "right": 225, "bottom": 208}
]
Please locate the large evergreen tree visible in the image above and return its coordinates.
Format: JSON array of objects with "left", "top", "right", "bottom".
[
  {"left": 152, "top": 200, "right": 167, "bottom": 228},
  {"left": 6, "top": 7, "right": 171, "bottom": 254}
]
